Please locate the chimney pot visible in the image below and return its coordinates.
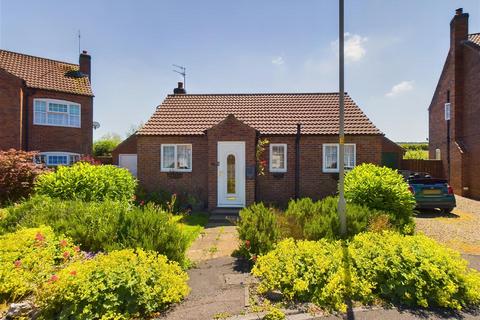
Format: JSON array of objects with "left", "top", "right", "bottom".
[
  {"left": 173, "top": 82, "right": 186, "bottom": 94},
  {"left": 456, "top": 8, "right": 463, "bottom": 15}
]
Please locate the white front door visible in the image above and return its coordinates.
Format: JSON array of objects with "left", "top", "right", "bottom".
[
  {"left": 217, "top": 142, "right": 246, "bottom": 207},
  {"left": 119, "top": 154, "right": 138, "bottom": 177}
]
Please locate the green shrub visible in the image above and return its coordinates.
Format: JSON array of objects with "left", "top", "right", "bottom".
[
  {"left": 0, "top": 196, "right": 189, "bottom": 265},
  {"left": 93, "top": 133, "right": 122, "bottom": 157},
  {"left": 237, "top": 203, "right": 280, "bottom": 258},
  {"left": 0, "top": 226, "right": 80, "bottom": 302},
  {"left": 344, "top": 164, "right": 415, "bottom": 232},
  {"left": 252, "top": 232, "right": 480, "bottom": 312},
  {"left": 35, "top": 162, "right": 137, "bottom": 202},
  {"left": 0, "top": 149, "right": 50, "bottom": 205},
  {"left": 37, "top": 249, "right": 189, "bottom": 319},
  {"left": 403, "top": 149, "right": 429, "bottom": 160},
  {"left": 263, "top": 307, "right": 286, "bottom": 320},
  {"left": 284, "top": 197, "right": 384, "bottom": 240}
]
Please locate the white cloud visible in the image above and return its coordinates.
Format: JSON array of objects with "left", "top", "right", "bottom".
[
  {"left": 332, "top": 33, "right": 368, "bottom": 63},
  {"left": 385, "top": 80, "right": 414, "bottom": 97},
  {"left": 271, "top": 56, "right": 285, "bottom": 65}
]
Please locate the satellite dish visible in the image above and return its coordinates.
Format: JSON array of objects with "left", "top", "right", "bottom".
[{"left": 93, "top": 121, "right": 101, "bottom": 130}]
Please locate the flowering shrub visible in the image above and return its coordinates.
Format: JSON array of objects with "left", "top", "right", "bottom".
[
  {"left": 0, "top": 226, "right": 80, "bottom": 302},
  {"left": 252, "top": 232, "right": 480, "bottom": 311},
  {"left": 37, "top": 249, "right": 189, "bottom": 319},
  {"left": 35, "top": 162, "right": 137, "bottom": 202},
  {"left": 0, "top": 196, "right": 189, "bottom": 266},
  {"left": 0, "top": 149, "right": 49, "bottom": 205},
  {"left": 344, "top": 164, "right": 416, "bottom": 233}
]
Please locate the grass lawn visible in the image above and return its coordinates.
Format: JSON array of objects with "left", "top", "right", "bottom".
[{"left": 174, "top": 212, "right": 210, "bottom": 245}]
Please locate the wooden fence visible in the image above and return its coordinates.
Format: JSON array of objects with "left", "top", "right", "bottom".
[{"left": 400, "top": 159, "right": 445, "bottom": 178}]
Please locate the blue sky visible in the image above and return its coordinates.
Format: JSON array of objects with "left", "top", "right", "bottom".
[{"left": 1, "top": 0, "right": 479, "bottom": 142}]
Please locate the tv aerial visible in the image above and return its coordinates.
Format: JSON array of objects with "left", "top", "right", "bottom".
[{"left": 172, "top": 64, "right": 186, "bottom": 89}]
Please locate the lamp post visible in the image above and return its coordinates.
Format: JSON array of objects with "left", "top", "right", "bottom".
[{"left": 338, "top": 0, "right": 347, "bottom": 235}]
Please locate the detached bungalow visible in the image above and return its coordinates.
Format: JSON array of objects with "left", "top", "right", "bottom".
[{"left": 131, "top": 83, "right": 401, "bottom": 210}]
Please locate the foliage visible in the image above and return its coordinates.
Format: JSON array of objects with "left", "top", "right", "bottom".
[
  {"left": 0, "top": 226, "right": 80, "bottom": 303},
  {"left": 37, "top": 249, "right": 189, "bottom": 320},
  {"left": 403, "top": 150, "right": 429, "bottom": 160},
  {"left": 399, "top": 143, "right": 428, "bottom": 151},
  {"left": 0, "top": 196, "right": 190, "bottom": 266},
  {"left": 135, "top": 188, "right": 204, "bottom": 212},
  {"left": 256, "top": 138, "right": 269, "bottom": 176},
  {"left": 237, "top": 203, "right": 280, "bottom": 259},
  {"left": 0, "top": 149, "right": 49, "bottom": 205},
  {"left": 35, "top": 162, "right": 137, "bottom": 202},
  {"left": 284, "top": 197, "right": 385, "bottom": 240},
  {"left": 263, "top": 307, "right": 286, "bottom": 320},
  {"left": 92, "top": 133, "right": 122, "bottom": 157},
  {"left": 252, "top": 232, "right": 480, "bottom": 312},
  {"left": 78, "top": 154, "right": 101, "bottom": 165},
  {"left": 344, "top": 163, "right": 416, "bottom": 233}
]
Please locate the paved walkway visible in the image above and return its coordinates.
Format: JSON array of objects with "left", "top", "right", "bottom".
[{"left": 161, "top": 223, "right": 251, "bottom": 320}]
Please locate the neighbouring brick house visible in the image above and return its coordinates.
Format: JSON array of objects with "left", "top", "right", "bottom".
[
  {"left": 134, "top": 83, "right": 401, "bottom": 210},
  {"left": 429, "top": 8, "right": 480, "bottom": 200},
  {"left": 0, "top": 49, "right": 94, "bottom": 165}
]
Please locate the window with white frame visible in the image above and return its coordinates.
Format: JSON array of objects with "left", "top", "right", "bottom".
[
  {"left": 34, "top": 99, "right": 81, "bottom": 128},
  {"left": 269, "top": 143, "right": 287, "bottom": 172},
  {"left": 322, "top": 144, "right": 356, "bottom": 172},
  {"left": 35, "top": 152, "right": 80, "bottom": 166},
  {"left": 161, "top": 144, "right": 192, "bottom": 172}
]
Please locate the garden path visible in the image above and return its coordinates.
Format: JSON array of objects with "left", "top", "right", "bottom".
[{"left": 160, "top": 222, "right": 252, "bottom": 320}]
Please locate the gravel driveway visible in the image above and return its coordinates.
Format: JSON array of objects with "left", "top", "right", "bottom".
[{"left": 415, "top": 195, "right": 480, "bottom": 257}]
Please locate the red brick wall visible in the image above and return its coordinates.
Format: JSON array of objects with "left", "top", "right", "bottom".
[
  {"left": 206, "top": 115, "right": 257, "bottom": 209},
  {"left": 429, "top": 12, "right": 480, "bottom": 199},
  {"left": 112, "top": 134, "right": 137, "bottom": 165},
  {"left": 257, "top": 135, "right": 383, "bottom": 207},
  {"left": 26, "top": 89, "right": 93, "bottom": 155},
  {"left": 137, "top": 135, "right": 209, "bottom": 208},
  {"left": 0, "top": 70, "right": 23, "bottom": 150}
]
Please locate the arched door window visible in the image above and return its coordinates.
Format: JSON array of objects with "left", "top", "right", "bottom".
[{"left": 227, "top": 154, "right": 236, "bottom": 194}]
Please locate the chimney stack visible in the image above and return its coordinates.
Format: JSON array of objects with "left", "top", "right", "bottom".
[
  {"left": 450, "top": 8, "right": 469, "bottom": 50},
  {"left": 79, "top": 50, "right": 91, "bottom": 82},
  {"left": 173, "top": 82, "right": 186, "bottom": 94}
]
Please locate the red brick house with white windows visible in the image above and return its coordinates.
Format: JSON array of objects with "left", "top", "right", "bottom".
[
  {"left": 429, "top": 8, "right": 480, "bottom": 200},
  {"left": 134, "top": 83, "right": 401, "bottom": 210},
  {"left": 0, "top": 49, "right": 93, "bottom": 165}
]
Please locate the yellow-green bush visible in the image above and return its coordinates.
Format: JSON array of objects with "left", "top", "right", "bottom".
[
  {"left": 253, "top": 232, "right": 480, "bottom": 311},
  {"left": 0, "top": 226, "right": 80, "bottom": 303},
  {"left": 344, "top": 164, "right": 416, "bottom": 233},
  {"left": 34, "top": 162, "right": 137, "bottom": 202},
  {"left": 37, "top": 249, "right": 190, "bottom": 320}
]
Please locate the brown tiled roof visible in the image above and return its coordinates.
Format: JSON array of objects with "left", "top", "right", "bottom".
[
  {"left": 138, "top": 93, "right": 382, "bottom": 136},
  {"left": 468, "top": 33, "right": 480, "bottom": 47},
  {"left": 0, "top": 50, "right": 93, "bottom": 96}
]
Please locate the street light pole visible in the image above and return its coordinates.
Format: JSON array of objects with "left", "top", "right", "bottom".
[{"left": 338, "top": 0, "right": 347, "bottom": 235}]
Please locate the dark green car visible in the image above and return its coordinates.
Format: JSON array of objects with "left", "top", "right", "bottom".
[{"left": 400, "top": 170, "right": 456, "bottom": 213}]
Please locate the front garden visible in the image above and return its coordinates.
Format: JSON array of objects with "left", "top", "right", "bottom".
[
  {"left": 237, "top": 164, "right": 480, "bottom": 317},
  {"left": 0, "top": 150, "right": 207, "bottom": 319}
]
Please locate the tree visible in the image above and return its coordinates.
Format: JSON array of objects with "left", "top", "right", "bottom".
[{"left": 93, "top": 133, "right": 122, "bottom": 157}]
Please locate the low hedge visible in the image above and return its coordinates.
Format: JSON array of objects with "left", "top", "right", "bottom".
[
  {"left": 37, "top": 249, "right": 189, "bottom": 319},
  {"left": 35, "top": 162, "right": 137, "bottom": 202},
  {"left": 252, "top": 232, "right": 480, "bottom": 311},
  {"left": 0, "top": 196, "right": 189, "bottom": 266},
  {"left": 0, "top": 226, "right": 80, "bottom": 303}
]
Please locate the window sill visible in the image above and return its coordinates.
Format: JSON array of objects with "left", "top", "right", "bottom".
[{"left": 33, "top": 122, "right": 81, "bottom": 129}]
